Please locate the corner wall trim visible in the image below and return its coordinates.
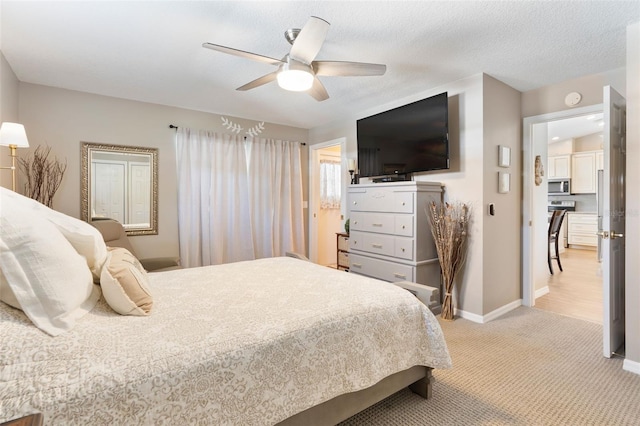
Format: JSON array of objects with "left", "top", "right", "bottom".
[
  {"left": 455, "top": 299, "right": 522, "bottom": 324},
  {"left": 535, "top": 286, "right": 550, "bottom": 299},
  {"left": 623, "top": 359, "right": 640, "bottom": 376}
]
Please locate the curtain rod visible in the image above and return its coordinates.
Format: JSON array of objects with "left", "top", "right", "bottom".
[{"left": 168, "top": 124, "right": 306, "bottom": 146}]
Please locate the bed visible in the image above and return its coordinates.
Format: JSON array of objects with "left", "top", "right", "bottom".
[{"left": 0, "top": 189, "right": 451, "bottom": 425}]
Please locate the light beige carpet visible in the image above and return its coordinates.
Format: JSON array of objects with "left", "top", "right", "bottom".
[{"left": 340, "top": 307, "right": 640, "bottom": 425}]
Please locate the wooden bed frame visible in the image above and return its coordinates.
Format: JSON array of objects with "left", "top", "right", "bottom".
[{"left": 277, "top": 365, "right": 432, "bottom": 426}]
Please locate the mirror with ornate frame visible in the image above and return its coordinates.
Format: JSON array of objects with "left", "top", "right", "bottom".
[{"left": 81, "top": 142, "right": 158, "bottom": 236}]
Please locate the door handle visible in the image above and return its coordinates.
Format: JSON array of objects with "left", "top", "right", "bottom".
[
  {"left": 597, "top": 230, "right": 609, "bottom": 239},
  {"left": 610, "top": 232, "right": 624, "bottom": 240}
]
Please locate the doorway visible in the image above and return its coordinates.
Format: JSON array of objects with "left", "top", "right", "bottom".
[
  {"left": 308, "top": 138, "right": 347, "bottom": 265},
  {"left": 535, "top": 112, "right": 605, "bottom": 323},
  {"left": 522, "top": 86, "right": 627, "bottom": 358}
]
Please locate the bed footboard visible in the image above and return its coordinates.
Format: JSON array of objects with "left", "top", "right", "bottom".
[{"left": 277, "top": 366, "right": 433, "bottom": 426}]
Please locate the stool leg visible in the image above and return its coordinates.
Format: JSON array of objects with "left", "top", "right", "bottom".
[
  {"left": 555, "top": 237, "right": 563, "bottom": 272},
  {"left": 548, "top": 239, "right": 554, "bottom": 275}
]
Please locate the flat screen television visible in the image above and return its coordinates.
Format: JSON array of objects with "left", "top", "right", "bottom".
[{"left": 356, "top": 92, "right": 449, "bottom": 180}]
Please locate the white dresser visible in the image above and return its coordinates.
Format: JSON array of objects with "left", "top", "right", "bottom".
[{"left": 347, "top": 181, "right": 443, "bottom": 287}]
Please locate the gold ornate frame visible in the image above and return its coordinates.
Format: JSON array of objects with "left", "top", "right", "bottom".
[{"left": 81, "top": 141, "right": 158, "bottom": 236}]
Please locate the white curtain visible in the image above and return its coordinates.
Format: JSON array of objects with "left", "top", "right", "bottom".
[
  {"left": 176, "top": 128, "right": 254, "bottom": 267},
  {"left": 247, "top": 138, "right": 305, "bottom": 259},
  {"left": 176, "top": 130, "right": 305, "bottom": 267},
  {"left": 319, "top": 159, "right": 341, "bottom": 209}
]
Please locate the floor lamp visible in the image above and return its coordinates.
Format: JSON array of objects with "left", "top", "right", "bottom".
[{"left": 0, "top": 122, "right": 30, "bottom": 191}]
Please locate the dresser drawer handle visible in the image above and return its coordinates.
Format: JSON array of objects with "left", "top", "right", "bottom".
[
  {"left": 401, "top": 248, "right": 405, "bottom": 252},
  {"left": 401, "top": 225, "right": 406, "bottom": 229},
  {"left": 394, "top": 273, "right": 407, "bottom": 279},
  {"left": 372, "top": 244, "right": 383, "bottom": 249},
  {"left": 401, "top": 202, "right": 406, "bottom": 206},
  {"left": 352, "top": 263, "right": 362, "bottom": 268}
]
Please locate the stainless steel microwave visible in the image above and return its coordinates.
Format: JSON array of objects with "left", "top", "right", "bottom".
[{"left": 548, "top": 179, "right": 571, "bottom": 195}]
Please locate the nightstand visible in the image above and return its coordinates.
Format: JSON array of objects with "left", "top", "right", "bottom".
[{"left": 336, "top": 232, "right": 349, "bottom": 271}]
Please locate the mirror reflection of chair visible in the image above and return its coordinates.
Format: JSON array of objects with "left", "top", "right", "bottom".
[
  {"left": 91, "top": 218, "right": 181, "bottom": 272},
  {"left": 548, "top": 209, "right": 567, "bottom": 275}
]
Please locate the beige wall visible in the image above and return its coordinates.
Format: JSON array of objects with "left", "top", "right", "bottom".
[
  {"left": 521, "top": 68, "right": 626, "bottom": 117},
  {"left": 482, "top": 75, "right": 522, "bottom": 314},
  {"left": 310, "top": 74, "right": 515, "bottom": 319},
  {"left": 0, "top": 51, "right": 20, "bottom": 189},
  {"left": 18, "top": 83, "right": 308, "bottom": 258},
  {"left": 625, "top": 22, "right": 640, "bottom": 373}
]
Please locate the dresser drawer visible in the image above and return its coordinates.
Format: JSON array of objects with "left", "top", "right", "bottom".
[
  {"left": 349, "top": 253, "right": 414, "bottom": 282},
  {"left": 350, "top": 231, "right": 414, "bottom": 260},
  {"left": 338, "top": 251, "right": 349, "bottom": 268},
  {"left": 350, "top": 190, "right": 414, "bottom": 213},
  {"left": 350, "top": 212, "right": 414, "bottom": 237},
  {"left": 350, "top": 231, "right": 395, "bottom": 257},
  {"left": 568, "top": 233, "right": 598, "bottom": 246},
  {"left": 394, "top": 215, "right": 414, "bottom": 237},
  {"left": 568, "top": 223, "right": 597, "bottom": 234},
  {"left": 568, "top": 214, "right": 597, "bottom": 225},
  {"left": 351, "top": 212, "right": 394, "bottom": 234},
  {"left": 337, "top": 234, "right": 349, "bottom": 251}
]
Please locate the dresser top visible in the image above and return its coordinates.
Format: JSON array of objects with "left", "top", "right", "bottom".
[{"left": 348, "top": 181, "right": 443, "bottom": 192}]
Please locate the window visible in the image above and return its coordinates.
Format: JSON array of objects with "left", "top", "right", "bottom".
[{"left": 320, "top": 159, "right": 341, "bottom": 209}]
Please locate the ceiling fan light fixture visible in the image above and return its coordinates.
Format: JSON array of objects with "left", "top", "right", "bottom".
[{"left": 277, "top": 57, "right": 314, "bottom": 91}]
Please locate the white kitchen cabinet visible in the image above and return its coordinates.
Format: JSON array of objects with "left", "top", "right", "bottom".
[
  {"left": 596, "top": 150, "right": 604, "bottom": 170},
  {"left": 567, "top": 213, "right": 598, "bottom": 248},
  {"left": 547, "top": 155, "right": 571, "bottom": 179},
  {"left": 571, "top": 152, "right": 597, "bottom": 194}
]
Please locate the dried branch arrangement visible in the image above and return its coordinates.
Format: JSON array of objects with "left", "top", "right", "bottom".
[
  {"left": 427, "top": 201, "right": 470, "bottom": 320},
  {"left": 19, "top": 145, "right": 67, "bottom": 207}
]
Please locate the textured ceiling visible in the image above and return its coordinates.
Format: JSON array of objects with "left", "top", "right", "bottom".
[{"left": 1, "top": 1, "right": 638, "bottom": 129}]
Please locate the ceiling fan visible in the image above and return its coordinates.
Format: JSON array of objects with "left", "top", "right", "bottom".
[{"left": 202, "top": 16, "right": 386, "bottom": 101}]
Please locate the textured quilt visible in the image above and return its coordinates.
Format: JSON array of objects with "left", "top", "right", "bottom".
[{"left": 1, "top": 257, "right": 451, "bottom": 425}]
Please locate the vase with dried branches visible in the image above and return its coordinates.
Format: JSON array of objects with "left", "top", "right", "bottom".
[
  {"left": 427, "top": 201, "right": 470, "bottom": 320},
  {"left": 19, "top": 145, "right": 67, "bottom": 207}
]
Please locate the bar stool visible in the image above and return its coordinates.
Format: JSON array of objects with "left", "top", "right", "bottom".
[{"left": 548, "top": 209, "right": 567, "bottom": 275}]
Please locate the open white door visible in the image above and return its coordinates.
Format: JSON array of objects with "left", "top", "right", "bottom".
[{"left": 601, "top": 86, "right": 626, "bottom": 358}]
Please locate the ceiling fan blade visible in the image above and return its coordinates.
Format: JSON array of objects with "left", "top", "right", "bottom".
[
  {"left": 308, "top": 77, "right": 329, "bottom": 102},
  {"left": 202, "top": 42, "right": 283, "bottom": 66},
  {"left": 236, "top": 71, "right": 279, "bottom": 91},
  {"left": 289, "top": 16, "right": 330, "bottom": 64},
  {"left": 313, "top": 61, "right": 387, "bottom": 77}
]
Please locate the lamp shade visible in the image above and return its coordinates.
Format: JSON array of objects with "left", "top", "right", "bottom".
[
  {"left": 276, "top": 57, "right": 314, "bottom": 92},
  {"left": 0, "top": 122, "right": 29, "bottom": 148}
]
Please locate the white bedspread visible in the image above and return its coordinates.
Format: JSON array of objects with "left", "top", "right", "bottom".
[{"left": 0, "top": 257, "right": 450, "bottom": 425}]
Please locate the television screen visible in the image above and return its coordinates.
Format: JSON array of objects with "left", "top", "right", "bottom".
[{"left": 357, "top": 92, "right": 449, "bottom": 178}]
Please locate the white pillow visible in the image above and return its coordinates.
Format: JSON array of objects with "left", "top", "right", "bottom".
[
  {"left": 0, "top": 199, "right": 100, "bottom": 336},
  {"left": 100, "top": 247, "right": 153, "bottom": 316},
  {"left": 0, "top": 187, "right": 107, "bottom": 280}
]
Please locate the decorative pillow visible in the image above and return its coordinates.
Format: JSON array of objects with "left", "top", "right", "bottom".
[
  {"left": 0, "top": 188, "right": 108, "bottom": 281},
  {"left": 0, "top": 198, "right": 100, "bottom": 336},
  {"left": 100, "top": 247, "right": 153, "bottom": 316}
]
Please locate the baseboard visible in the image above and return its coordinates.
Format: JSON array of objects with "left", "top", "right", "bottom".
[
  {"left": 535, "top": 286, "right": 550, "bottom": 299},
  {"left": 623, "top": 359, "right": 640, "bottom": 376},
  {"left": 455, "top": 299, "right": 522, "bottom": 324}
]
